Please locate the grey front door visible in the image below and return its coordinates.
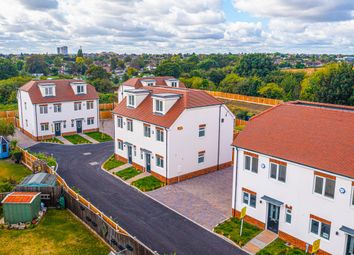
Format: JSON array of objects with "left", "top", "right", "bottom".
[
  {"left": 145, "top": 153, "right": 151, "bottom": 172},
  {"left": 127, "top": 146, "right": 132, "bottom": 164},
  {"left": 347, "top": 235, "right": 354, "bottom": 255},
  {"left": 267, "top": 203, "right": 280, "bottom": 233},
  {"left": 54, "top": 123, "right": 61, "bottom": 136},
  {"left": 76, "top": 120, "right": 82, "bottom": 133}
]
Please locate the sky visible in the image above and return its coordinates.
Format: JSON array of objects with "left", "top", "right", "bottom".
[{"left": 0, "top": 0, "right": 353, "bottom": 54}]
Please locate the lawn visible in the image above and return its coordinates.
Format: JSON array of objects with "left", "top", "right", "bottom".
[
  {"left": 30, "top": 152, "right": 57, "bottom": 168},
  {"left": 214, "top": 217, "right": 262, "bottom": 247},
  {"left": 63, "top": 134, "right": 92, "bottom": 144},
  {"left": 43, "top": 137, "right": 64, "bottom": 144},
  {"left": 0, "top": 159, "right": 32, "bottom": 192},
  {"left": 103, "top": 155, "right": 125, "bottom": 170},
  {"left": 257, "top": 238, "right": 307, "bottom": 255},
  {"left": 132, "top": 176, "right": 165, "bottom": 192},
  {"left": 0, "top": 209, "right": 110, "bottom": 255},
  {"left": 116, "top": 167, "right": 141, "bottom": 180},
  {"left": 85, "top": 131, "right": 112, "bottom": 142}
]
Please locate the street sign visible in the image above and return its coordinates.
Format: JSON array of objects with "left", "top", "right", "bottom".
[
  {"left": 311, "top": 239, "right": 321, "bottom": 253},
  {"left": 240, "top": 206, "right": 247, "bottom": 219}
]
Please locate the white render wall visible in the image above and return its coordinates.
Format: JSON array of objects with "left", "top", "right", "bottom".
[
  {"left": 232, "top": 148, "right": 354, "bottom": 255},
  {"left": 118, "top": 85, "right": 132, "bottom": 103},
  {"left": 18, "top": 90, "right": 36, "bottom": 136}
]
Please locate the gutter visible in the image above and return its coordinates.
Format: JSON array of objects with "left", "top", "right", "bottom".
[
  {"left": 35, "top": 104, "right": 39, "bottom": 140},
  {"left": 216, "top": 105, "right": 221, "bottom": 170}
]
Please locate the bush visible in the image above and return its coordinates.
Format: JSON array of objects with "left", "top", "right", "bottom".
[
  {"left": 31, "top": 152, "right": 57, "bottom": 168},
  {"left": 11, "top": 149, "right": 23, "bottom": 163}
]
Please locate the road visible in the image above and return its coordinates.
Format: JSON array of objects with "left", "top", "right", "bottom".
[{"left": 29, "top": 142, "right": 247, "bottom": 255}]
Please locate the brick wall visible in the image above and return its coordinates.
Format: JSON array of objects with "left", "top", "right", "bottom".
[{"left": 232, "top": 208, "right": 265, "bottom": 229}]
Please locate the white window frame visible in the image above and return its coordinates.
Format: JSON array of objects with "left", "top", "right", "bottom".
[
  {"left": 242, "top": 191, "right": 256, "bottom": 208},
  {"left": 74, "top": 102, "right": 82, "bottom": 111},
  {"left": 310, "top": 218, "right": 331, "bottom": 240},
  {"left": 117, "top": 117, "right": 123, "bottom": 128},
  {"left": 351, "top": 186, "right": 354, "bottom": 206},
  {"left": 269, "top": 162, "right": 287, "bottom": 183},
  {"left": 128, "top": 95, "right": 135, "bottom": 107},
  {"left": 117, "top": 140, "right": 123, "bottom": 150},
  {"left": 313, "top": 175, "right": 336, "bottom": 199},
  {"left": 156, "top": 128, "right": 164, "bottom": 142},
  {"left": 87, "top": 117, "right": 94, "bottom": 125},
  {"left": 54, "top": 104, "right": 61, "bottom": 113},
  {"left": 77, "top": 85, "right": 84, "bottom": 94},
  {"left": 44, "top": 87, "right": 53, "bottom": 96},
  {"left": 40, "top": 123, "right": 49, "bottom": 131},
  {"left": 25, "top": 119, "right": 28, "bottom": 127},
  {"left": 244, "top": 154, "right": 258, "bottom": 173},
  {"left": 127, "top": 119, "right": 133, "bottom": 132},
  {"left": 198, "top": 151, "right": 205, "bottom": 164},
  {"left": 171, "top": 81, "right": 177, "bottom": 87},
  {"left": 285, "top": 209, "right": 292, "bottom": 224},
  {"left": 39, "top": 105, "right": 48, "bottom": 114},
  {"left": 155, "top": 99, "right": 163, "bottom": 113},
  {"left": 87, "top": 101, "right": 94, "bottom": 110},
  {"left": 156, "top": 155, "right": 164, "bottom": 168},
  {"left": 198, "top": 125, "right": 205, "bottom": 137},
  {"left": 24, "top": 102, "right": 27, "bottom": 110},
  {"left": 144, "top": 125, "right": 151, "bottom": 137}
]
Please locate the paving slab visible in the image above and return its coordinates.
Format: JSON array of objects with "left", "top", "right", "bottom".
[
  {"left": 56, "top": 136, "right": 72, "bottom": 145},
  {"left": 11, "top": 128, "right": 38, "bottom": 148},
  {"left": 108, "top": 163, "right": 131, "bottom": 173},
  {"left": 126, "top": 171, "right": 150, "bottom": 184},
  {"left": 243, "top": 230, "right": 278, "bottom": 255},
  {"left": 80, "top": 133, "right": 99, "bottom": 144}
]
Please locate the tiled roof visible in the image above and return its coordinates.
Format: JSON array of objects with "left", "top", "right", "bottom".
[
  {"left": 122, "top": 76, "right": 186, "bottom": 88},
  {"left": 233, "top": 101, "right": 354, "bottom": 178},
  {"left": 19, "top": 79, "right": 99, "bottom": 104},
  {"left": 113, "top": 87, "right": 222, "bottom": 128},
  {"left": 2, "top": 192, "right": 41, "bottom": 204}
]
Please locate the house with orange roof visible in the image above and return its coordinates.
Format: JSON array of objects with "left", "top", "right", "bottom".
[
  {"left": 17, "top": 80, "right": 99, "bottom": 141},
  {"left": 113, "top": 77, "right": 235, "bottom": 184},
  {"left": 231, "top": 101, "right": 354, "bottom": 255}
]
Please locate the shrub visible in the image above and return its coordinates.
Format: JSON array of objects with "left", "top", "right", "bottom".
[{"left": 11, "top": 149, "right": 23, "bottom": 163}]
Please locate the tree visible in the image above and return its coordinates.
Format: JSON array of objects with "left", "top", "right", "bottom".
[
  {"left": 91, "top": 78, "right": 113, "bottom": 93},
  {"left": 126, "top": 67, "right": 138, "bottom": 77},
  {"left": 0, "top": 58, "right": 18, "bottom": 79},
  {"left": 130, "top": 57, "right": 145, "bottom": 69},
  {"left": 24, "top": 55, "right": 49, "bottom": 74},
  {"left": 85, "top": 65, "right": 110, "bottom": 80},
  {"left": 0, "top": 120, "right": 15, "bottom": 138},
  {"left": 219, "top": 73, "right": 244, "bottom": 93},
  {"left": 206, "top": 68, "right": 226, "bottom": 85},
  {"left": 258, "top": 83, "right": 285, "bottom": 99},
  {"left": 155, "top": 61, "right": 181, "bottom": 77},
  {"left": 235, "top": 54, "right": 276, "bottom": 78},
  {"left": 53, "top": 56, "right": 63, "bottom": 68},
  {"left": 233, "top": 77, "right": 264, "bottom": 96},
  {"left": 110, "top": 58, "right": 118, "bottom": 70},
  {"left": 77, "top": 48, "right": 83, "bottom": 57},
  {"left": 180, "top": 77, "right": 216, "bottom": 90},
  {"left": 0, "top": 76, "right": 31, "bottom": 104},
  {"left": 197, "top": 58, "right": 218, "bottom": 70}
]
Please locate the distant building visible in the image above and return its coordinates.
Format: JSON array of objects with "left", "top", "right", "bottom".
[{"left": 57, "top": 46, "right": 68, "bottom": 55}]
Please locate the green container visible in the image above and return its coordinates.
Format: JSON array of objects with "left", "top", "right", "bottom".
[{"left": 3, "top": 194, "right": 41, "bottom": 224}]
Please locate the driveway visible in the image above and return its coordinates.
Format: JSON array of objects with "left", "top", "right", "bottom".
[
  {"left": 29, "top": 142, "right": 246, "bottom": 255},
  {"left": 148, "top": 167, "right": 233, "bottom": 229}
]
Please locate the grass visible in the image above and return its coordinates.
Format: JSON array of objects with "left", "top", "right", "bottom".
[
  {"left": 116, "top": 167, "right": 141, "bottom": 180},
  {"left": 132, "top": 176, "right": 165, "bottom": 192},
  {"left": 0, "top": 209, "right": 110, "bottom": 255},
  {"left": 85, "top": 131, "right": 112, "bottom": 142},
  {"left": 30, "top": 152, "right": 57, "bottom": 168},
  {"left": 43, "top": 137, "right": 64, "bottom": 144},
  {"left": 63, "top": 134, "right": 92, "bottom": 144},
  {"left": 0, "top": 103, "right": 18, "bottom": 111},
  {"left": 257, "top": 238, "right": 307, "bottom": 255},
  {"left": 214, "top": 217, "right": 262, "bottom": 247},
  {"left": 0, "top": 159, "right": 32, "bottom": 192},
  {"left": 103, "top": 155, "right": 125, "bottom": 170}
]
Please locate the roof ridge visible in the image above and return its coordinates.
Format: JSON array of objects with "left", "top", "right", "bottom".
[{"left": 249, "top": 103, "right": 282, "bottom": 121}]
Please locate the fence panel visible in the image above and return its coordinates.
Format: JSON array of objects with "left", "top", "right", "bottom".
[
  {"left": 100, "top": 111, "right": 113, "bottom": 119},
  {"left": 99, "top": 103, "right": 115, "bottom": 110},
  {"left": 235, "top": 119, "right": 248, "bottom": 126}
]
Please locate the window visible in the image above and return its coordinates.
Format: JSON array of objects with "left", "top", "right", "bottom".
[
  {"left": 44, "top": 87, "right": 53, "bottom": 96},
  {"left": 127, "top": 119, "right": 133, "bottom": 131},
  {"left": 74, "top": 102, "right": 82, "bottom": 111},
  {"left": 155, "top": 99, "right": 163, "bottom": 113},
  {"left": 310, "top": 217, "right": 331, "bottom": 240},
  {"left": 117, "top": 117, "right": 123, "bottom": 128},
  {"left": 244, "top": 154, "right": 258, "bottom": 173},
  {"left": 285, "top": 209, "right": 292, "bottom": 224},
  {"left": 117, "top": 140, "right": 123, "bottom": 150},
  {"left": 199, "top": 124, "right": 206, "bottom": 137},
  {"left": 147, "top": 82, "right": 154, "bottom": 86},
  {"left": 156, "top": 128, "right": 164, "bottom": 142},
  {"left": 270, "top": 161, "right": 287, "bottom": 183},
  {"left": 171, "top": 81, "right": 177, "bottom": 87},
  {"left": 128, "top": 95, "right": 135, "bottom": 107},
  {"left": 134, "top": 146, "right": 137, "bottom": 156},
  {"left": 40, "top": 123, "right": 49, "bottom": 131},
  {"left": 87, "top": 101, "right": 94, "bottom": 110},
  {"left": 156, "top": 155, "right": 164, "bottom": 168},
  {"left": 24, "top": 102, "right": 27, "bottom": 110},
  {"left": 77, "top": 85, "right": 84, "bottom": 94},
  {"left": 39, "top": 105, "right": 48, "bottom": 114},
  {"left": 87, "top": 117, "right": 94, "bottom": 125},
  {"left": 54, "top": 104, "right": 61, "bottom": 113},
  {"left": 144, "top": 124, "right": 151, "bottom": 137},
  {"left": 198, "top": 151, "right": 205, "bottom": 164},
  {"left": 314, "top": 174, "right": 335, "bottom": 199},
  {"left": 2, "top": 143, "right": 6, "bottom": 152},
  {"left": 242, "top": 190, "right": 256, "bottom": 208},
  {"left": 25, "top": 119, "right": 28, "bottom": 127},
  {"left": 71, "top": 120, "right": 74, "bottom": 127}
]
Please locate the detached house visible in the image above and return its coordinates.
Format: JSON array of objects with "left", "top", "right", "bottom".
[
  {"left": 113, "top": 77, "right": 234, "bottom": 184},
  {"left": 232, "top": 101, "right": 354, "bottom": 255},
  {"left": 17, "top": 80, "right": 99, "bottom": 140}
]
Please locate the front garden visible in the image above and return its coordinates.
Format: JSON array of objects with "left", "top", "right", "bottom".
[
  {"left": 63, "top": 134, "right": 92, "bottom": 144},
  {"left": 85, "top": 132, "right": 112, "bottom": 142},
  {"left": 257, "top": 238, "right": 307, "bottom": 255},
  {"left": 132, "top": 176, "right": 165, "bottom": 192},
  {"left": 43, "top": 137, "right": 63, "bottom": 144},
  {"left": 116, "top": 167, "right": 141, "bottom": 180},
  {"left": 103, "top": 155, "right": 125, "bottom": 170}
]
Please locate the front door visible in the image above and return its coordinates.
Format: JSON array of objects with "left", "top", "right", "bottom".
[
  {"left": 127, "top": 146, "right": 132, "bottom": 164},
  {"left": 347, "top": 235, "right": 354, "bottom": 255},
  {"left": 54, "top": 123, "right": 61, "bottom": 136},
  {"left": 76, "top": 120, "right": 82, "bottom": 133},
  {"left": 267, "top": 203, "right": 280, "bottom": 233},
  {"left": 145, "top": 153, "right": 151, "bottom": 172}
]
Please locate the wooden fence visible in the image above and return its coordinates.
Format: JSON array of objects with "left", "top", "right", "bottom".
[
  {"left": 15, "top": 146, "right": 156, "bottom": 255},
  {"left": 205, "top": 90, "right": 282, "bottom": 106},
  {"left": 15, "top": 186, "right": 62, "bottom": 208},
  {"left": 235, "top": 119, "right": 248, "bottom": 127},
  {"left": 99, "top": 103, "right": 115, "bottom": 110}
]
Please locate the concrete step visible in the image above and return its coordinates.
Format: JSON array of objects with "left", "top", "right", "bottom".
[
  {"left": 243, "top": 230, "right": 278, "bottom": 254},
  {"left": 56, "top": 136, "right": 72, "bottom": 145},
  {"left": 126, "top": 171, "right": 150, "bottom": 184},
  {"left": 109, "top": 163, "right": 132, "bottom": 173}
]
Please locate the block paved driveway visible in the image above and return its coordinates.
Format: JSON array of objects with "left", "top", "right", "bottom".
[
  {"left": 29, "top": 142, "right": 246, "bottom": 255},
  {"left": 148, "top": 167, "right": 233, "bottom": 230}
]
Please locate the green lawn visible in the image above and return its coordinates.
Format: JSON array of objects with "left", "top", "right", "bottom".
[
  {"left": 63, "top": 134, "right": 92, "bottom": 144},
  {"left": 132, "top": 176, "right": 165, "bottom": 192},
  {"left": 214, "top": 217, "right": 262, "bottom": 247},
  {"left": 85, "top": 132, "right": 112, "bottom": 142},
  {"left": 0, "top": 209, "right": 110, "bottom": 255},
  {"left": 257, "top": 238, "right": 307, "bottom": 255},
  {"left": 103, "top": 155, "right": 125, "bottom": 170},
  {"left": 0, "top": 159, "right": 32, "bottom": 192},
  {"left": 30, "top": 152, "right": 57, "bottom": 168},
  {"left": 0, "top": 103, "right": 18, "bottom": 111},
  {"left": 116, "top": 167, "right": 141, "bottom": 180},
  {"left": 43, "top": 137, "right": 64, "bottom": 144}
]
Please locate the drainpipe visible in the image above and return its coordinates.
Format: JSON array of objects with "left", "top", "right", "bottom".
[
  {"left": 233, "top": 147, "right": 239, "bottom": 217},
  {"left": 35, "top": 104, "right": 39, "bottom": 140},
  {"left": 165, "top": 128, "right": 168, "bottom": 185},
  {"left": 216, "top": 105, "right": 221, "bottom": 170}
]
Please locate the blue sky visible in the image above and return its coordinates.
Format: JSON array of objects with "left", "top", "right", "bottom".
[{"left": 0, "top": 0, "right": 353, "bottom": 54}]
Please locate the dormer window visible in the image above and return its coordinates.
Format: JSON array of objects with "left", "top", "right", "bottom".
[
  {"left": 171, "top": 81, "right": 177, "bottom": 87},
  {"left": 147, "top": 82, "right": 154, "bottom": 86},
  {"left": 128, "top": 95, "right": 135, "bottom": 107},
  {"left": 44, "top": 87, "right": 54, "bottom": 96},
  {"left": 155, "top": 99, "right": 163, "bottom": 113},
  {"left": 77, "top": 85, "right": 84, "bottom": 94}
]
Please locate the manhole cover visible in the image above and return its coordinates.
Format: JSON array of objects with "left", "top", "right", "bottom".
[
  {"left": 89, "top": 162, "right": 98, "bottom": 166},
  {"left": 83, "top": 152, "right": 92, "bottom": 155}
]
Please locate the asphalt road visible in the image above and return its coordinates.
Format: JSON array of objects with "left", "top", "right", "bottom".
[{"left": 29, "top": 142, "right": 247, "bottom": 255}]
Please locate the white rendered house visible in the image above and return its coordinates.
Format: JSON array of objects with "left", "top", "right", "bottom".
[
  {"left": 232, "top": 101, "right": 354, "bottom": 255},
  {"left": 113, "top": 79, "right": 234, "bottom": 184},
  {"left": 17, "top": 79, "right": 99, "bottom": 140}
]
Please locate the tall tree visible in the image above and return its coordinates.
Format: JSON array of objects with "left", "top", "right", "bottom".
[
  {"left": 77, "top": 48, "right": 83, "bottom": 57},
  {"left": 155, "top": 61, "right": 182, "bottom": 78},
  {"left": 235, "top": 54, "right": 276, "bottom": 78},
  {"left": 24, "top": 55, "right": 49, "bottom": 74},
  {"left": 258, "top": 83, "right": 285, "bottom": 99},
  {"left": 85, "top": 65, "right": 110, "bottom": 80},
  {"left": 0, "top": 58, "right": 18, "bottom": 79}
]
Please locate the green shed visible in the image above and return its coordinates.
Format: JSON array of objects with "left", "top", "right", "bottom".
[{"left": 1, "top": 192, "right": 41, "bottom": 224}]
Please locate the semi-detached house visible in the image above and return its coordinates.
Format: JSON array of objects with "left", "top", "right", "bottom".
[
  {"left": 113, "top": 77, "right": 235, "bottom": 184},
  {"left": 232, "top": 101, "right": 354, "bottom": 255},
  {"left": 17, "top": 79, "right": 99, "bottom": 140}
]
